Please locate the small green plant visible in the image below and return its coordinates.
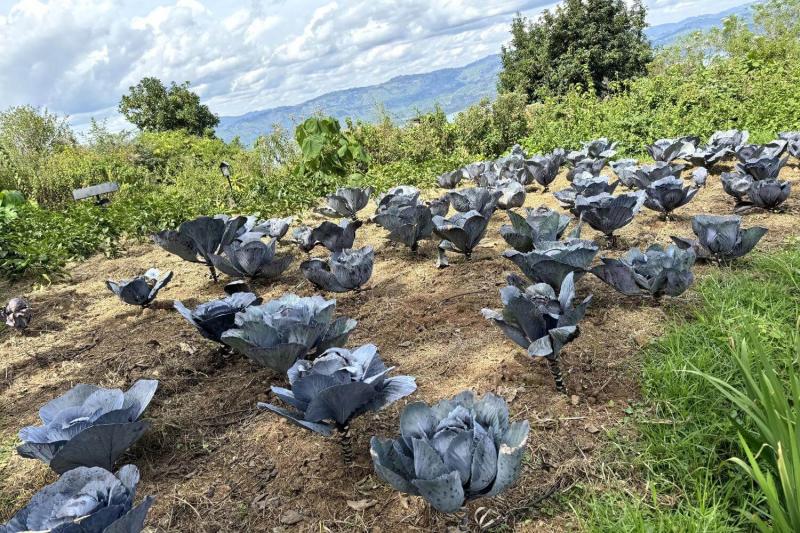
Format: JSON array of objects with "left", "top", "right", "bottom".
[
  {"left": 695, "top": 331, "right": 800, "bottom": 533},
  {"left": 0, "top": 189, "right": 25, "bottom": 223},
  {"left": 294, "top": 116, "right": 369, "bottom": 189}
]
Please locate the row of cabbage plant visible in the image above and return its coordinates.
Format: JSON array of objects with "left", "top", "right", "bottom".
[{"left": 5, "top": 128, "right": 788, "bottom": 529}]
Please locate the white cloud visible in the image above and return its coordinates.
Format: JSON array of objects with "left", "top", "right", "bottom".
[{"left": 0, "top": 0, "right": 755, "bottom": 128}]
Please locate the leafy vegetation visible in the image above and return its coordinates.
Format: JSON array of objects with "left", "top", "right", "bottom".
[
  {"left": 119, "top": 77, "right": 219, "bottom": 136},
  {"left": 17, "top": 380, "right": 158, "bottom": 474},
  {"left": 698, "top": 337, "right": 800, "bottom": 533},
  {"left": 499, "top": 0, "right": 651, "bottom": 99},
  {"left": 370, "top": 391, "right": 530, "bottom": 513},
  {"left": 0, "top": 465, "right": 154, "bottom": 532},
  {"left": 260, "top": 344, "right": 416, "bottom": 464}
]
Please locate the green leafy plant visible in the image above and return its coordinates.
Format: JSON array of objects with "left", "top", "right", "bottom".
[
  {"left": 695, "top": 331, "right": 800, "bottom": 533},
  {"left": 0, "top": 189, "right": 25, "bottom": 223},
  {"left": 499, "top": 0, "right": 652, "bottom": 100},
  {"left": 294, "top": 116, "right": 369, "bottom": 187}
]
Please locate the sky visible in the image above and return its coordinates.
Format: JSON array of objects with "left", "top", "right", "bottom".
[{"left": 0, "top": 0, "right": 755, "bottom": 130}]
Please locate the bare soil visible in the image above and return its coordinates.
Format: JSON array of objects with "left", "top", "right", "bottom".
[{"left": 1, "top": 163, "right": 798, "bottom": 532}]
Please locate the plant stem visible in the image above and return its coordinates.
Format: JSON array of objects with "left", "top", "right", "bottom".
[
  {"left": 457, "top": 506, "right": 470, "bottom": 531},
  {"left": 337, "top": 424, "right": 354, "bottom": 466},
  {"left": 548, "top": 358, "right": 567, "bottom": 394}
]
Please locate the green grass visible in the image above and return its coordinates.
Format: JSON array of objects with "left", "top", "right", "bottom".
[{"left": 574, "top": 243, "right": 800, "bottom": 532}]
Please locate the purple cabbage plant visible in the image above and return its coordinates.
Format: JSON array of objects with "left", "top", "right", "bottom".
[
  {"left": 572, "top": 192, "right": 646, "bottom": 247},
  {"left": 448, "top": 187, "right": 501, "bottom": 218},
  {"left": 502, "top": 239, "right": 599, "bottom": 288},
  {"left": 647, "top": 137, "right": 699, "bottom": 163},
  {"left": 370, "top": 391, "right": 529, "bottom": 513},
  {"left": 245, "top": 216, "right": 293, "bottom": 241},
  {"left": 482, "top": 272, "right": 592, "bottom": 392},
  {"left": 566, "top": 158, "right": 607, "bottom": 182},
  {"left": 736, "top": 154, "right": 789, "bottom": 181},
  {"left": 152, "top": 214, "right": 255, "bottom": 282},
  {"left": 374, "top": 202, "right": 434, "bottom": 252},
  {"left": 292, "top": 219, "right": 361, "bottom": 253},
  {"left": 642, "top": 176, "right": 699, "bottom": 219},
  {"left": 500, "top": 207, "right": 578, "bottom": 253},
  {"left": 220, "top": 294, "right": 356, "bottom": 372},
  {"left": 735, "top": 141, "right": 788, "bottom": 163},
  {"left": 2, "top": 297, "right": 31, "bottom": 330},
  {"left": 592, "top": 244, "right": 696, "bottom": 299},
  {"left": 744, "top": 179, "right": 792, "bottom": 211},
  {"left": 721, "top": 171, "right": 754, "bottom": 204},
  {"left": 691, "top": 167, "right": 709, "bottom": 188},
  {"left": 260, "top": 344, "right": 416, "bottom": 464},
  {"left": 107, "top": 268, "right": 173, "bottom": 308},
  {"left": 567, "top": 138, "right": 617, "bottom": 165},
  {"left": 433, "top": 211, "right": 492, "bottom": 268},
  {"left": 174, "top": 292, "right": 262, "bottom": 344},
  {"left": 0, "top": 465, "right": 153, "bottom": 533},
  {"left": 316, "top": 187, "right": 374, "bottom": 220},
  {"left": 437, "top": 169, "right": 465, "bottom": 189},
  {"left": 17, "top": 380, "right": 158, "bottom": 474},
  {"left": 301, "top": 246, "right": 374, "bottom": 292},
  {"left": 554, "top": 174, "right": 619, "bottom": 211},
  {"left": 631, "top": 162, "right": 685, "bottom": 189},
  {"left": 610, "top": 159, "right": 639, "bottom": 189},
  {"left": 687, "top": 130, "right": 749, "bottom": 167},
  {"left": 208, "top": 238, "right": 292, "bottom": 280},
  {"left": 492, "top": 179, "right": 526, "bottom": 209},
  {"left": 778, "top": 132, "right": 800, "bottom": 158},
  {"left": 527, "top": 152, "right": 562, "bottom": 190},
  {"left": 671, "top": 214, "right": 767, "bottom": 263}
]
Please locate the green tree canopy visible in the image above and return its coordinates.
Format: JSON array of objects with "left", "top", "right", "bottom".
[
  {"left": 118, "top": 77, "right": 219, "bottom": 136},
  {"left": 499, "top": 0, "right": 652, "bottom": 100}
]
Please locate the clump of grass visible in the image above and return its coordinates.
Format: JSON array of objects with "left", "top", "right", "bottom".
[{"left": 696, "top": 329, "right": 800, "bottom": 533}]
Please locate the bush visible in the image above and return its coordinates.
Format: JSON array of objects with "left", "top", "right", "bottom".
[
  {"left": 0, "top": 203, "right": 119, "bottom": 280},
  {"left": 37, "top": 145, "right": 147, "bottom": 207},
  {"left": 451, "top": 92, "right": 530, "bottom": 158}
]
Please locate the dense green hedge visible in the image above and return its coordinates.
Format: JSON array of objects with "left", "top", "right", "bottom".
[{"left": 521, "top": 60, "right": 800, "bottom": 158}]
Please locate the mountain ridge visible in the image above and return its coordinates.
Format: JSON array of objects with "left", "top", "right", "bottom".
[{"left": 217, "top": 3, "right": 757, "bottom": 144}]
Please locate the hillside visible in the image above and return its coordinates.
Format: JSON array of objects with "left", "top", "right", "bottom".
[{"left": 216, "top": 3, "right": 759, "bottom": 145}]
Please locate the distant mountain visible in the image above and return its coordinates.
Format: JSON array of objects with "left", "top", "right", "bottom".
[
  {"left": 217, "top": 54, "right": 502, "bottom": 145},
  {"left": 217, "top": 3, "right": 758, "bottom": 144},
  {"left": 645, "top": 2, "right": 756, "bottom": 47}
]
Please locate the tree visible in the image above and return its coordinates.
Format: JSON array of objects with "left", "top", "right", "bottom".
[
  {"left": 118, "top": 77, "right": 219, "bottom": 136},
  {"left": 499, "top": 0, "right": 652, "bottom": 100}
]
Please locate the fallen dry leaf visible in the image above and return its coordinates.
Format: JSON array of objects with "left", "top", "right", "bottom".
[{"left": 347, "top": 499, "right": 377, "bottom": 512}]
